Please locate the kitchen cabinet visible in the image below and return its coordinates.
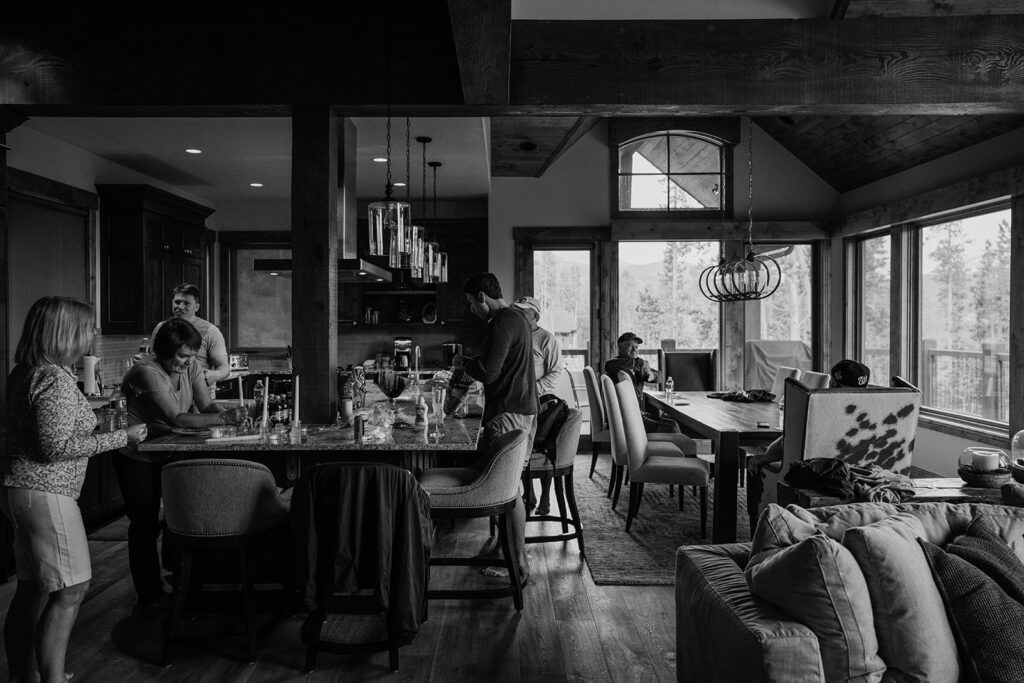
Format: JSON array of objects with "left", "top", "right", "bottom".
[{"left": 98, "top": 185, "right": 214, "bottom": 334}]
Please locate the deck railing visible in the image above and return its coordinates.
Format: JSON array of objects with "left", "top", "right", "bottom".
[{"left": 916, "top": 341, "right": 1009, "bottom": 422}]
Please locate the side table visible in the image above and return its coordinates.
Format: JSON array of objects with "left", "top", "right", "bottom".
[{"left": 778, "top": 477, "right": 1008, "bottom": 509}]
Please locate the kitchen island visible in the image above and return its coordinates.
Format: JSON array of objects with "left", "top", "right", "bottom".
[{"left": 138, "top": 388, "right": 484, "bottom": 486}]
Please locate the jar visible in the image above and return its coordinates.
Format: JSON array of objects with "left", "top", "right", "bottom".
[{"left": 1012, "top": 429, "right": 1024, "bottom": 467}]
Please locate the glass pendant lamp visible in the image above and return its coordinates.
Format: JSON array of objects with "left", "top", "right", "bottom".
[{"left": 367, "top": 109, "right": 409, "bottom": 257}]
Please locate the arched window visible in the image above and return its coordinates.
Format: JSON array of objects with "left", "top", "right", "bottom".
[{"left": 614, "top": 129, "right": 730, "bottom": 218}]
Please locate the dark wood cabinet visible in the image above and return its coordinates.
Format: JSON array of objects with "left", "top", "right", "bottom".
[{"left": 98, "top": 185, "right": 214, "bottom": 333}]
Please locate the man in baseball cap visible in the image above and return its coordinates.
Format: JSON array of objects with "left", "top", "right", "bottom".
[
  {"left": 604, "top": 332, "right": 680, "bottom": 433},
  {"left": 830, "top": 359, "right": 871, "bottom": 388}
]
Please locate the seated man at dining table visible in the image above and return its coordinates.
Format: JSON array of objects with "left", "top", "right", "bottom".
[{"left": 604, "top": 332, "right": 680, "bottom": 433}]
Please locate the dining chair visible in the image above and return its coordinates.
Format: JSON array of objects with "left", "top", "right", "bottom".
[
  {"left": 291, "top": 462, "right": 432, "bottom": 673},
  {"left": 418, "top": 429, "right": 529, "bottom": 610},
  {"left": 614, "top": 378, "right": 711, "bottom": 535},
  {"left": 801, "top": 370, "right": 831, "bottom": 389},
  {"left": 524, "top": 409, "right": 585, "bottom": 556},
  {"left": 161, "top": 459, "right": 292, "bottom": 665},
  {"left": 582, "top": 365, "right": 612, "bottom": 480},
  {"left": 600, "top": 373, "right": 703, "bottom": 509},
  {"left": 747, "top": 376, "right": 922, "bottom": 526},
  {"left": 769, "top": 366, "right": 801, "bottom": 399}
]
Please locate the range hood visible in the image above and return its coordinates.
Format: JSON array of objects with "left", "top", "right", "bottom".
[{"left": 252, "top": 257, "right": 392, "bottom": 283}]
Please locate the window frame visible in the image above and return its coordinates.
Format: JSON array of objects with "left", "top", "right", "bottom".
[
  {"left": 608, "top": 118, "right": 739, "bottom": 222},
  {"left": 848, "top": 229, "right": 893, "bottom": 381},
  {"left": 908, "top": 200, "right": 1012, "bottom": 442}
]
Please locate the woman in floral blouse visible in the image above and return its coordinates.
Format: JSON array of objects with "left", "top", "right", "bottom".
[{"left": 1, "top": 297, "right": 147, "bottom": 683}]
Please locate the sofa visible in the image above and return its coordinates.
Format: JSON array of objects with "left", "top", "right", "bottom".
[{"left": 675, "top": 501, "right": 1024, "bottom": 683}]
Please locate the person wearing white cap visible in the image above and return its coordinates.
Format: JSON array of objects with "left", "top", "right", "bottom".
[
  {"left": 512, "top": 295, "right": 564, "bottom": 515},
  {"left": 511, "top": 296, "right": 564, "bottom": 399}
]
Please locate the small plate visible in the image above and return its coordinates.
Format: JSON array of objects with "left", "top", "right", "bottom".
[{"left": 171, "top": 427, "right": 212, "bottom": 436}]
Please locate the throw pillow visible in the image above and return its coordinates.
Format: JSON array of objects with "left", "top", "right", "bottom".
[
  {"left": 918, "top": 516, "right": 1024, "bottom": 683},
  {"left": 842, "top": 513, "right": 959, "bottom": 683},
  {"left": 746, "top": 534, "right": 886, "bottom": 683},
  {"left": 747, "top": 503, "right": 819, "bottom": 569}
]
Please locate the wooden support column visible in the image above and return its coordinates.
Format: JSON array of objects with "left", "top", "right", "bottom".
[
  {"left": 291, "top": 105, "right": 339, "bottom": 423},
  {"left": 1010, "top": 193, "right": 1024, "bottom": 438},
  {"left": 0, "top": 108, "right": 27, "bottom": 427},
  {"left": 719, "top": 241, "right": 747, "bottom": 391}
]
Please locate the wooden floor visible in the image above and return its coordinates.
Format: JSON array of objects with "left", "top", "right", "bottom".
[{"left": 0, "top": 454, "right": 678, "bottom": 682}]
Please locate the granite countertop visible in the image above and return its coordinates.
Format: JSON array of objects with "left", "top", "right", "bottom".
[{"left": 139, "top": 384, "right": 483, "bottom": 453}]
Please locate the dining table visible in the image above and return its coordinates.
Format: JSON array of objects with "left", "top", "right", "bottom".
[{"left": 644, "top": 389, "right": 781, "bottom": 543}]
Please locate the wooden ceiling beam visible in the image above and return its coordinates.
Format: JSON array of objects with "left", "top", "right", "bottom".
[
  {"left": 510, "top": 16, "right": 1024, "bottom": 114},
  {"left": 447, "top": 0, "right": 511, "bottom": 106},
  {"left": 534, "top": 116, "right": 600, "bottom": 178},
  {"left": 843, "top": 0, "right": 1024, "bottom": 18}
]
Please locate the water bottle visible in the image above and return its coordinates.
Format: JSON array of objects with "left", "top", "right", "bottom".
[
  {"left": 778, "top": 398, "right": 785, "bottom": 429},
  {"left": 665, "top": 376, "right": 674, "bottom": 403}
]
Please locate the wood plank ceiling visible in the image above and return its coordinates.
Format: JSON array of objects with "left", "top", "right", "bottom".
[{"left": 490, "top": 0, "right": 1024, "bottom": 191}]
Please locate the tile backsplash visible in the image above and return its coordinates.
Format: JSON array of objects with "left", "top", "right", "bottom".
[{"left": 89, "top": 334, "right": 144, "bottom": 388}]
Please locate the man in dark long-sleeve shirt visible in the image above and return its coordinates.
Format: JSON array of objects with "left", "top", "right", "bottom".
[{"left": 459, "top": 272, "right": 537, "bottom": 580}]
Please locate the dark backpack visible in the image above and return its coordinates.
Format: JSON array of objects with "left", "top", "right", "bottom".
[{"left": 534, "top": 394, "right": 570, "bottom": 465}]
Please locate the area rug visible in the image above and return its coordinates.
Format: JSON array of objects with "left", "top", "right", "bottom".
[{"left": 574, "top": 454, "right": 751, "bottom": 586}]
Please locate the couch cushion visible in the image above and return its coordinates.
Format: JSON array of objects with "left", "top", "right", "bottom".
[
  {"left": 746, "top": 534, "right": 886, "bottom": 683},
  {"left": 786, "top": 502, "right": 1024, "bottom": 561},
  {"left": 747, "top": 503, "right": 820, "bottom": 568},
  {"left": 842, "top": 513, "right": 959, "bottom": 683},
  {"left": 918, "top": 516, "right": 1024, "bottom": 683}
]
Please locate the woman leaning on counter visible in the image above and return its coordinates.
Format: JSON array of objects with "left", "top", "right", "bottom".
[
  {"left": 115, "top": 316, "right": 246, "bottom": 610},
  {"left": 2, "top": 296, "right": 147, "bottom": 683}
]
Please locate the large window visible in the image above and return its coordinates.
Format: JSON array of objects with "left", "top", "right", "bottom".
[
  {"left": 617, "top": 132, "right": 726, "bottom": 215},
  {"left": 917, "top": 208, "right": 1010, "bottom": 423},
  {"left": 749, "top": 244, "right": 813, "bottom": 346},
  {"left": 532, "top": 249, "right": 591, "bottom": 370},
  {"left": 857, "top": 235, "right": 891, "bottom": 382},
  {"left": 618, "top": 241, "right": 720, "bottom": 364}
]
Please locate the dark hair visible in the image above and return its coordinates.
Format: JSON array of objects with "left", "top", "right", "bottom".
[
  {"left": 463, "top": 272, "right": 502, "bottom": 300},
  {"left": 171, "top": 283, "right": 201, "bottom": 302},
  {"left": 14, "top": 296, "right": 95, "bottom": 367},
  {"left": 152, "top": 317, "right": 203, "bottom": 360}
]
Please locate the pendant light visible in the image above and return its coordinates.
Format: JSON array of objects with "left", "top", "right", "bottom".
[
  {"left": 367, "top": 105, "right": 410, "bottom": 259},
  {"left": 421, "top": 140, "right": 439, "bottom": 283},
  {"left": 430, "top": 160, "right": 448, "bottom": 283},
  {"left": 699, "top": 117, "right": 780, "bottom": 302}
]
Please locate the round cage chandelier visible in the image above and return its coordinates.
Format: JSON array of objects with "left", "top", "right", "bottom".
[{"left": 699, "top": 117, "right": 781, "bottom": 303}]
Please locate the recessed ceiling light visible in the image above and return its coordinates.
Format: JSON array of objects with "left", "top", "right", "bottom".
[
  {"left": 250, "top": 182, "right": 263, "bottom": 187},
  {"left": 372, "top": 157, "right": 387, "bottom": 163},
  {"left": 393, "top": 182, "right": 406, "bottom": 187},
  {"left": 185, "top": 148, "right": 202, "bottom": 154},
  {"left": 358, "top": 270, "right": 367, "bottom": 276},
  {"left": 269, "top": 272, "right": 279, "bottom": 276},
  {"left": 376, "top": 278, "right": 384, "bottom": 282}
]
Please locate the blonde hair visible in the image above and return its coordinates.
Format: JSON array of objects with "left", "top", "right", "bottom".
[{"left": 14, "top": 296, "right": 96, "bottom": 367}]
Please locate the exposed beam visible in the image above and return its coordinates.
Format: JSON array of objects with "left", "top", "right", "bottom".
[
  {"left": 447, "top": 0, "right": 511, "bottom": 105},
  {"left": 535, "top": 116, "right": 600, "bottom": 177},
  {"left": 844, "top": 0, "right": 1024, "bottom": 18},
  {"left": 510, "top": 16, "right": 1024, "bottom": 114}
]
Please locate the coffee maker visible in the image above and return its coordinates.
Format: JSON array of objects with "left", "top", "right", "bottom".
[
  {"left": 394, "top": 337, "right": 412, "bottom": 371},
  {"left": 441, "top": 341, "right": 463, "bottom": 367}
]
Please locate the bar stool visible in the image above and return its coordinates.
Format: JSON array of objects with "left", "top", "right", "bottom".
[
  {"left": 418, "top": 430, "right": 530, "bottom": 610},
  {"left": 160, "top": 458, "right": 292, "bottom": 665},
  {"left": 525, "top": 409, "right": 585, "bottom": 556}
]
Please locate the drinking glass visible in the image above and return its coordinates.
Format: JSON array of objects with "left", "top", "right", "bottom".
[{"left": 430, "top": 386, "right": 446, "bottom": 437}]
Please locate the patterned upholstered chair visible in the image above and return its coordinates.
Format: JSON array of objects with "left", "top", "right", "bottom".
[
  {"left": 161, "top": 458, "right": 292, "bottom": 664},
  {"left": 615, "top": 378, "right": 711, "bottom": 535},
  {"left": 748, "top": 376, "right": 922, "bottom": 524},
  {"left": 582, "top": 365, "right": 612, "bottom": 479},
  {"left": 525, "top": 409, "right": 585, "bottom": 556},
  {"left": 418, "top": 429, "right": 530, "bottom": 610}
]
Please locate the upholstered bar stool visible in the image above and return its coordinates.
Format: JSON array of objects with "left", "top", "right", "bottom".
[
  {"left": 524, "top": 409, "right": 584, "bottom": 556},
  {"left": 160, "top": 458, "right": 292, "bottom": 665},
  {"left": 418, "top": 430, "right": 530, "bottom": 610}
]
